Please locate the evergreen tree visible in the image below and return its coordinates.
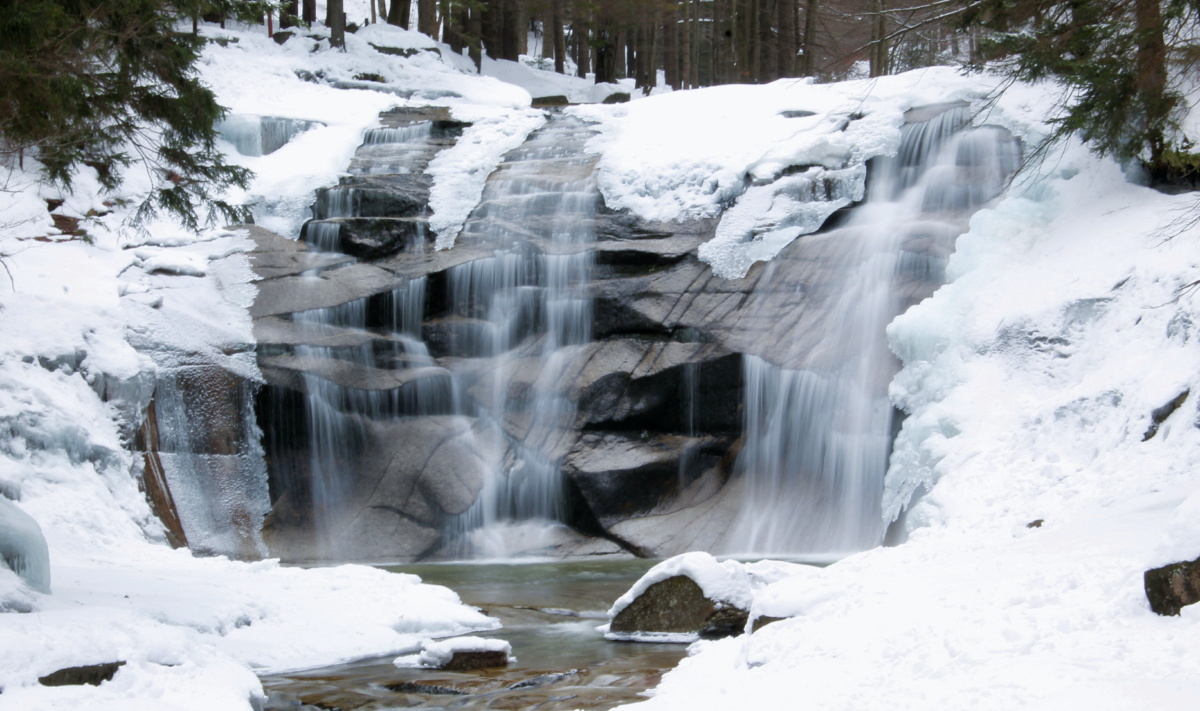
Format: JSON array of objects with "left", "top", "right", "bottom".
[
  {"left": 963, "top": 0, "right": 1200, "bottom": 181},
  {"left": 0, "top": 0, "right": 263, "bottom": 231}
]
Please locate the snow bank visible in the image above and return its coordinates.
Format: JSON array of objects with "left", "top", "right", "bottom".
[{"left": 0, "top": 207, "right": 497, "bottom": 706}]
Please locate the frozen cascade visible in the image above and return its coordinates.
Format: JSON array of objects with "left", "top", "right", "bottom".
[
  {"left": 218, "top": 115, "right": 320, "bottom": 156},
  {"left": 150, "top": 367, "right": 271, "bottom": 559},
  {"left": 443, "top": 117, "right": 600, "bottom": 558},
  {"left": 722, "top": 105, "right": 1021, "bottom": 556},
  {"left": 0, "top": 497, "right": 51, "bottom": 594}
]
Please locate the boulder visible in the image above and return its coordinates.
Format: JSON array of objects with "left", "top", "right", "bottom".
[
  {"left": 608, "top": 574, "right": 747, "bottom": 640},
  {"left": 39, "top": 662, "right": 125, "bottom": 687},
  {"left": 411, "top": 637, "right": 512, "bottom": 670},
  {"left": 1145, "top": 556, "right": 1200, "bottom": 615}
]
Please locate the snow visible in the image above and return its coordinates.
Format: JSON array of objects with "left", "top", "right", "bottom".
[
  {"left": 393, "top": 635, "right": 514, "bottom": 668},
  {"left": 427, "top": 105, "right": 546, "bottom": 248},
  {"left": 573, "top": 67, "right": 1007, "bottom": 278}
]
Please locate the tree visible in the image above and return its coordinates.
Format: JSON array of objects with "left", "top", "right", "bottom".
[
  {"left": 963, "top": 0, "right": 1200, "bottom": 181},
  {"left": 0, "top": 0, "right": 258, "bottom": 231}
]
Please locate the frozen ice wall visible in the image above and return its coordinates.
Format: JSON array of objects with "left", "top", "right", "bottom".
[{"left": 0, "top": 497, "right": 50, "bottom": 594}]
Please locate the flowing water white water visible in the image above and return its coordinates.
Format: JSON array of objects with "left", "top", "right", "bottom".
[
  {"left": 442, "top": 117, "right": 599, "bottom": 557},
  {"left": 723, "top": 106, "right": 1021, "bottom": 556}
]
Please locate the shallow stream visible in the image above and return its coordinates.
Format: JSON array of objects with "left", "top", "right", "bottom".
[{"left": 261, "top": 558, "right": 687, "bottom": 710}]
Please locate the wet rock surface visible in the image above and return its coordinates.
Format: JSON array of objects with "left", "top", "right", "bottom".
[{"left": 249, "top": 106, "right": 1018, "bottom": 561}]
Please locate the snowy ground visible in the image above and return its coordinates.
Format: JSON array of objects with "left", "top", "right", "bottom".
[{"left": 2, "top": 12, "right": 1198, "bottom": 711}]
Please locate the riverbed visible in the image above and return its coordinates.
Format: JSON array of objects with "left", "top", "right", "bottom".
[{"left": 260, "top": 557, "right": 687, "bottom": 710}]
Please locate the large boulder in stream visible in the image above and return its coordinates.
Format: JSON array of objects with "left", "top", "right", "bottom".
[{"left": 606, "top": 552, "right": 809, "bottom": 641}]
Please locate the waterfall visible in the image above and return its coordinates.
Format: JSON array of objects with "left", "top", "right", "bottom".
[
  {"left": 722, "top": 105, "right": 1021, "bottom": 556},
  {"left": 442, "top": 117, "right": 599, "bottom": 558}
]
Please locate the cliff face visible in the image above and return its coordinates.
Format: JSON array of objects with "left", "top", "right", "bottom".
[{"left": 251, "top": 106, "right": 1017, "bottom": 563}]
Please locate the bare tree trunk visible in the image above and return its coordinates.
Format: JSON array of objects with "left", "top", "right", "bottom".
[
  {"left": 469, "top": 5, "right": 483, "bottom": 70},
  {"left": 574, "top": 8, "right": 591, "bottom": 79},
  {"left": 869, "top": 0, "right": 887, "bottom": 76},
  {"left": 777, "top": 0, "right": 797, "bottom": 78},
  {"left": 551, "top": 0, "right": 566, "bottom": 73},
  {"left": 615, "top": 29, "right": 627, "bottom": 78},
  {"left": 303, "top": 0, "right": 317, "bottom": 24},
  {"left": 329, "top": 0, "right": 345, "bottom": 48},
  {"left": 418, "top": 0, "right": 438, "bottom": 38},
  {"left": 1135, "top": 0, "right": 1168, "bottom": 170},
  {"left": 387, "top": 0, "right": 409, "bottom": 28},
  {"left": 801, "top": 0, "right": 817, "bottom": 75},
  {"left": 281, "top": 0, "right": 299, "bottom": 29}
]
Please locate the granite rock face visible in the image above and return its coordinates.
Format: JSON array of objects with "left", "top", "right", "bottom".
[{"left": 249, "top": 107, "right": 1012, "bottom": 562}]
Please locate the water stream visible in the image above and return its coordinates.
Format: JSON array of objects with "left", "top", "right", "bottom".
[
  {"left": 260, "top": 559, "right": 686, "bottom": 711},
  {"left": 723, "top": 106, "right": 1021, "bottom": 556}
]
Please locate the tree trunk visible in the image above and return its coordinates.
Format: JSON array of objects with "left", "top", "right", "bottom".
[
  {"left": 574, "top": 11, "right": 591, "bottom": 79},
  {"left": 1134, "top": 0, "right": 1169, "bottom": 170},
  {"left": 664, "top": 3, "right": 680, "bottom": 89},
  {"left": 281, "top": 0, "right": 299, "bottom": 29},
  {"left": 777, "top": 0, "right": 797, "bottom": 78},
  {"left": 387, "top": 0, "right": 409, "bottom": 28},
  {"left": 801, "top": 0, "right": 817, "bottom": 75},
  {"left": 303, "top": 0, "right": 316, "bottom": 25},
  {"left": 418, "top": 0, "right": 437, "bottom": 38},
  {"left": 469, "top": 5, "right": 483, "bottom": 70},
  {"left": 329, "top": 0, "right": 345, "bottom": 48},
  {"left": 869, "top": 0, "right": 887, "bottom": 77},
  {"left": 551, "top": 0, "right": 566, "bottom": 73}
]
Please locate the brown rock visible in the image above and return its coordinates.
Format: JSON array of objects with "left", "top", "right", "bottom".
[{"left": 1145, "top": 556, "right": 1200, "bottom": 616}]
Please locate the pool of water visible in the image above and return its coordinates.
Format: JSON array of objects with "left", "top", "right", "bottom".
[{"left": 260, "top": 557, "right": 689, "bottom": 710}]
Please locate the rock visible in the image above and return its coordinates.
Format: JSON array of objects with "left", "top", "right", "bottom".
[
  {"left": 441, "top": 651, "right": 509, "bottom": 671},
  {"left": 301, "top": 216, "right": 430, "bottom": 261},
  {"left": 272, "top": 30, "right": 293, "bottom": 45},
  {"left": 414, "top": 636, "right": 512, "bottom": 670},
  {"left": 262, "top": 416, "right": 494, "bottom": 562},
  {"left": 608, "top": 574, "right": 747, "bottom": 639},
  {"left": 602, "top": 92, "right": 631, "bottom": 104},
  {"left": 565, "top": 433, "right": 727, "bottom": 527},
  {"left": 531, "top": 95, "right": 570, "bottom": 108},
  {"left": 39, "top": 662, "right": 125, "bottom": 687},
  {"left": 1143, "top": 389, "right": 1190, "bottom": 441},
  {"left": 1145, "top": 556, "right": 1200, "bottom": 615}
]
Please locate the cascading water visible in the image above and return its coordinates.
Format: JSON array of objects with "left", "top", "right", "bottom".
[
  {"left": 442, "top": 117, "right": 599, "bottom": 557},
  {"left": 723, "top": 105, "right": 1021, "bottom": 556}
]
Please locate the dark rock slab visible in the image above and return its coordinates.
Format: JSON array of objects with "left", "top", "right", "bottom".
[
  {"left": 1145, "top": 556, "right": 1200, "bottom": 615},
  {"left": 441, "top": 651, "right": 509, "bottom": 671}
]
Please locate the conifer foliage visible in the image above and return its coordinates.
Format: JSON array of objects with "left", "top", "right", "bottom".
[
  {"left": 963, "top": 0, "right": 1200, "bottom": 181},
  {"left": 0, "top": 0, "right": 259, "bottom": 230}
]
